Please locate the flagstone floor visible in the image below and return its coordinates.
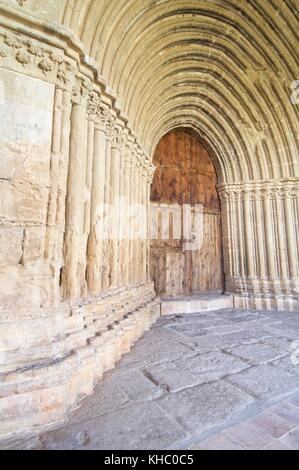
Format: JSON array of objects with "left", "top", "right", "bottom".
[{"left": 7, "top": 308, "right": 299, "bottom": 450}]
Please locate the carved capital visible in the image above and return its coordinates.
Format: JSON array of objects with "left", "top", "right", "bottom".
[
  {"left": 105, "top": 114, "right": 115, "bottom": 141},
  {"left": 146, "top": 163, "right": 156, "bottom": 184},
  {"left": 87, "top": 91, "right": 101, "bottom": 120},
  {"left": 56, "top": 62, "right": 77, "bottom": 92},
  {"left": 72, "top": 78, "right": 92, "bottom": 105},
  {"left": 95, "top": 106, "right": 110, "bottom": 132},
  {"left": 111, "top": 126, "right": 124, "bottom": 150}
]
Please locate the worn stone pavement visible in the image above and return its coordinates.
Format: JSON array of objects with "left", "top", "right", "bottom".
[{"left": 8, "top": 308, "right": 299, "bottom": 450}]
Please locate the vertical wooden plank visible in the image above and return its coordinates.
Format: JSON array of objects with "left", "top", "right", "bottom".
[{"left": 150, "top": 130, "right": 223, "bottom": 296}]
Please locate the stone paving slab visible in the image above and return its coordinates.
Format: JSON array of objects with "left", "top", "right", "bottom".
[
  {"left": 224, "top": 342, "right": 289, "bottom": 365},
  {"left": 225, "top": 362, "right": 299, "bottom": 401},
  {"left": 156, "top": 380, "right": 254, "bottom": 435},
  {"left": 143, "top": 350, "right": 249, "bottom": 392},
  {"left": 195, "top": 395, "right": 299, "bottom": 450},
  {"left": 40, "top": 401, "right": 187, "bottom": 450},
  {"left": 6, "top": 308, "right": 299, "bottom": 450}
]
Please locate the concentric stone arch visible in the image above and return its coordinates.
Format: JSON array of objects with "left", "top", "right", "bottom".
[
  {"left": 60, "top": 0, "right": 299, "bottom": 184},
  {"left": 0, "top": 0, "right": 298, "bottom": 441}
]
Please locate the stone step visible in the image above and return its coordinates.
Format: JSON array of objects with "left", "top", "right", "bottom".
[{"left": 160, "top": 293, "right": 233, "bottom": 315}]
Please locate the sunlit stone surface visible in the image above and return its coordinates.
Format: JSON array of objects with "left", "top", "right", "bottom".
[{"left": 0, "top": 0, "right": 298, "bottom": 442}]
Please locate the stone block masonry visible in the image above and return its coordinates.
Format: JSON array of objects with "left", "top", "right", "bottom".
[
  {"left": 0, "top": 281, "right": 160, "bottom": 440},
  {"left": 0, "top": 0, "right": 298, "bottom": 442}
]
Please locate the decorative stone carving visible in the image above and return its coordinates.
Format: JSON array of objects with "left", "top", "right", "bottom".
[
  {"left": 0, "top": 30, "right": 66, "bottom": 82},
  {"left": 56, "top": 61, "right": 77, "bottom": 91},
  {"left": 27, "top": 40, "right": 42, "bottom": 60},
  {"left": 0, "top": 0, "right": 298, "bottom": 446},
  {"left": 72, "top": 78, "right": 92, "bottom": 105},
  {"left": 0, "top": 46, "right": 8, "bottom": 57},
  {"left": 105, "top": 113, "right": 115, "bottom": 140},
  {"left": 87, "top": 91, "right": 101, "bottom": 119},
  {"left": 15, "top": 49, "right": 30, "bottom": 66},
  {"left": 4, "top": 32, "right": 22, "bottom": 49},
  {"left": 111, "top": 125, "right": 125, "bottom": 149}
]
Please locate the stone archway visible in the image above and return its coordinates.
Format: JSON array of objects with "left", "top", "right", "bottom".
[
  {"left": 150, "top": 129, "right": 224, "bottom": 297},
  {"left": 0, "top": 0, "right": 298, "bottom": 443}
]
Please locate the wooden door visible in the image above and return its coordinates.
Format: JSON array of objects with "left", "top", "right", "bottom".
[{"left": 150, "top": 130, "right": 223, "bottom": 297}]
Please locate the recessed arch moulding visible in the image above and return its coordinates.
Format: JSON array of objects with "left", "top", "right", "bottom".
[{"left": 0, "top": 0, "right": 298, "bottom": 441}]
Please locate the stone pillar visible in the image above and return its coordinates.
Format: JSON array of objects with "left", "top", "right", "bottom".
[
  {"left": 129, "top": 148, "right": 139, "bottom": 283},
  {"left": 44, "top": 64, "right": 75, "bottom": 303},
  {"left": 254, "top": 193, "right": 267, "bottom": 278},
  {"left": 128, "top": 147, "right": 136, "bottom": 284},
  {"left": 109, "top": 126, "right": 122, "bottom": 288},
  {"left": 140, "top": 160, "right": 149, "bottom": 281},
  {"left": 62, "top": 78, "right": 90, "bottom": 300},
  {"left": 86, "top": 103, "right": 110, "bottom": 294},
  {"left": 263, "top": 190, "right": 276, "bottom": 278},
  {"left": 121, "top": 140, "right": 132, "bottom": 285},
  {"left": 236, "top": 191, "right": 246, "bottom": 279},
  {"left": 243, "top": 191, "right": 255, "bottom": 277},
  {"left": 45, "top": 86, "right": 63, "bottom": 264},
  {"left": 284, "top": 188, "right": 298, "bottom": 278},
  {"left": 146, "top": 163, "right": 155, "bottom": 281},
  {"left": 219, "top": 191, "right": 234, "bottom": 289},
  {"left": 275, "top": 191, "right": 288, "bottom": 281},
  {"left": 136, "top": 153, "right": 143, "bottom": 282},
  {"left": 101, "top": 113, "right": 114, "bottom": 290},
  {"left": 117, "top": 131, "right": 125, "bottom": 286}
]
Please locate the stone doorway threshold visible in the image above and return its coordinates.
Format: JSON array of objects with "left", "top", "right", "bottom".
[{"left": 161, "top": 293, "right": 233, "bottom": 315}]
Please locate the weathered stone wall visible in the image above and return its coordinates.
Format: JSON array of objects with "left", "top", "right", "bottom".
[
  {"left": 0, "top": 0, "right": 298, "bottom": 441},
  {"left": 0, "top": 2, "right": 159, "bottom": 440},
  {"left": 0, "top": 69, "right": 55, "bottom": 311}
]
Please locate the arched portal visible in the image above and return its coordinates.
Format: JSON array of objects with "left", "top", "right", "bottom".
[{"left": 150, "top": 129, "right": 224, "bottom": 297}]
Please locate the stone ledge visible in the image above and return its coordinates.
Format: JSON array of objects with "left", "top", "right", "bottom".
[
  {"left": 0, "top": 282, "right": 161, "bottom": 440},
  {"left": 161, "top": 294, "right": 233, "bottom": 315}
]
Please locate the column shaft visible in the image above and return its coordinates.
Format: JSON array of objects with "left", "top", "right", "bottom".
[
  {"left": 87, "top": 125, "right": 107, "bottom": 293},
  {"left": 62, "top": 98, "right": 88, "bottom": 299},
  {"left": 109, "top": 142, "right": 121, "bottom": 288},
  {"left": 284, "top": 195, "right": 297, "bottom": 278}
]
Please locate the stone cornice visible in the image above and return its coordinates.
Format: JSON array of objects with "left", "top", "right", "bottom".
[
  {"left": 0, "top": 4, "right": 149, "bottom": 165},
  {"left": 218, "top": 178, "right": 299, "bottom": 202}
]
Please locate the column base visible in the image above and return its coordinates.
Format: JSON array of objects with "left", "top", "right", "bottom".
[{"left": 232, "top": 293, "right": 299, "bottom": 312}]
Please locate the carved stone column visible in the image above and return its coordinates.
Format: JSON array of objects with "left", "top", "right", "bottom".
[
  {"left": 121, "top": 140, "right": 132, "bottom": 285},
  {"left": 129, "top": 148, "right": 139, "bottom": 283},
  {"left": 275, "top": 190, "right": 288, "bottom": 282},
  {"left": 219, "top": 191, "right": 233, "bottom": 287},
  {"left": 109, "top": 126, "right": 122, "bottom": 288},
  {"left": 117, "top": 130, "right": 126, "bottom": 286},
  {"left": 263, "top": 189, "right": 276, "bottom": 278},
  {"left": 44, "top": 63, "right": 75, "bottom": 303},
  {"left": 236, "top": 191, "right": 246, "bottom": 279},
  {"left": 146, "top": 163, "right": 155, "bottom": 281},
  {"left": 243, "top": 190, "right": 255, "bottom": 277},
  {"left": 101, "top": 113, "right": 114, "bottom": 290},
  {"left": 140, "top": 160, "right": 148, "bottom": 281},
  {"left": 136, "top": 153, "right": 143, "bottom": 282},
  {"left": 86, "top": 101, "right": 110, "bottom": 294},
  {"left": 61, "top": 78, "right": 90, "bottom": 300},
  {"left": 254, "top": 192, "right": 267, "bottom": 279},
  {"left": 284, "top": 188, "right": 298, "bottom": 278}
]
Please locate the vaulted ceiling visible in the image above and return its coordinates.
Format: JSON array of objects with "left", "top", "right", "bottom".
[{"left": 13, "top": 0, "right": 299, "bottom": 182}]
